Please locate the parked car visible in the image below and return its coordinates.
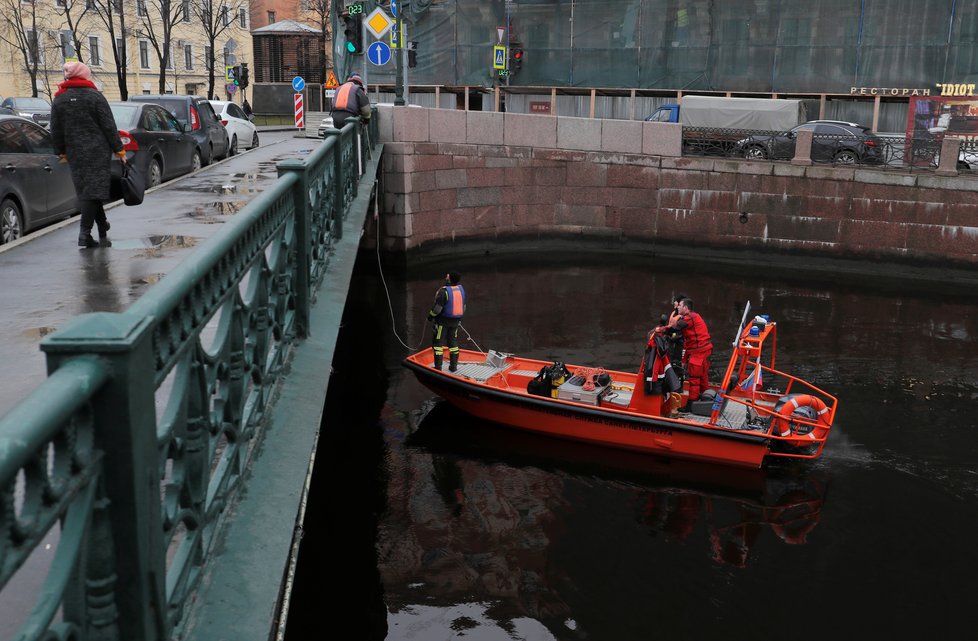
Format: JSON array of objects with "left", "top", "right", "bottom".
[
  {"left": 127, "top": 95, "right": 229, "bottom": 166},
  {"left": 0, "top": 97, "right": 52, "bottom": 128},
  {"left": 0, "top": 115, "right": 77, "bottom": 244},
  {"left": 207, "top": 100, "right": 259, "bottom": 154},
  {"left": 107, "top": 101, "right": 198, "bottom": 189},
  {"left": 735, "top": 120, "right": 885, "bottom": 165}
]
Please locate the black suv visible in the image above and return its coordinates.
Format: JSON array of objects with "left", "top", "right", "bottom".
[
  {"left": 128, "top": 95, "right": 229, "bottom": 166},
  {"left": 735, "top": 120, "right": 884, "bottom": 165}
]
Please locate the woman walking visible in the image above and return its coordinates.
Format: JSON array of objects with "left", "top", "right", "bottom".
[{"left": 50, "top": 61, "right": 127, "bottom": 248}]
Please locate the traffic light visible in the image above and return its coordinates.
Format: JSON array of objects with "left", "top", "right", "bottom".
[
  {"left": 232, "top": 65, "right": 241, "bottom": 86},
  {"left": 342, "top": 11, "right": 363, "bottom": 54},
  {"left": 511, "top": 48, "right": 524, "bottom": 72},
  {"left": 407, "top": 41, "right": 417, "bottom": 68},
  {"left": 239, "top": 62, "right": 249, "bottom": 88}
]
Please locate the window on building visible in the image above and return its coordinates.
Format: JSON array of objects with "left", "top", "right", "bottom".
[
  {"left": 185, "top": 44, "right": 193, "bottom": 69},
  {"left": 26, "top": 30, "right": 41, "bottom": 65},
  {"left": 85, "top": 0, "right": 95, "bottom": 8},
  {"left": 221, "top": 4, "right": 230, "bottom": 26},
  {"left": 239, "top": 7, "right": 247, "bottom": 28},
  {"left": 112, "top": 0, "right": 122, "bottom": 13},
  {"left": 182, "top": 0, "right": 190, "bottom": 21},
  {"left": 60, "top": 32, "right": 76, "bottom": 60},
  {"left": 222, "top": 47, "right": 229, "bottom": 68},
  {"left": 137, "top": 0, "right": 148, "bottom": 17},
  {"left": 115, "top": 37, "right": 126, "bottom": 62},
  {"left": 56, "top": 0, "right": 66, "bottom": 6},
  {"left": 89, "top": 36, "right": 101, "bottom": 66},
  {"left": 139, "top": 39, "right": 150, "bottom": 69},
  {"left": 267, "top": 10, "right": 276, "bottom": 24}
]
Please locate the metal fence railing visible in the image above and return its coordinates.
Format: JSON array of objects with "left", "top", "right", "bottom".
[
  {"left": 0, "top": 112, "right": 378, "bottom": 641},
  {"left": 681, "top": 126, "right": 971, "bottom": 173}
]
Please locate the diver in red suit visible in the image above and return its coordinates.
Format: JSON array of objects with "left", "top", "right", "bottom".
[{"left": 668, "top": 298, "right": 712, "bottom": 409}]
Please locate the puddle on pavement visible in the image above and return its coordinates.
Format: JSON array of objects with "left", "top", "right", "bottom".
[
  {"left": 186, "top": 201, "right": 247, "bottom": 220},
  {"left": 23, "top": 326, "right": 57, "bottom": 339},
  {"left": 132, "top": 273, "right": 166, "bottom": 286},
  {"left": 110, "top": 235, "right": 200, "bottom": 253}
]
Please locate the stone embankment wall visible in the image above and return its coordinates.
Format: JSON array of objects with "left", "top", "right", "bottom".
[{"left": 376, "top": 106, "right": 978, "bottom": 276}]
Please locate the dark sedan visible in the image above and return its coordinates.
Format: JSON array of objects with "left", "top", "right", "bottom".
[
  {"left": 108, "top": 101, "right": 199, "bottom": 189},
  {"left": 0, "top": 115, "right": 77, "bottom": 244},
  {"left": 735, "top": 120, "right": 885, "bottom": 165}
]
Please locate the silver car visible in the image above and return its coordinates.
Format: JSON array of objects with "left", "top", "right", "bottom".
[{"left": 0, "top": 115, "right": 77, "bottom": 244}]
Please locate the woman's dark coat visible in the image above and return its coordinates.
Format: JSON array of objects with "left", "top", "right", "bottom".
[{"left": 50, "top": 87, "right": 122, "bottom": 201}]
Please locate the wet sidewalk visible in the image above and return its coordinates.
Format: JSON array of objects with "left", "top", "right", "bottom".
[{"left": 0, "top": 135, "right": 323, "bottom": 417}]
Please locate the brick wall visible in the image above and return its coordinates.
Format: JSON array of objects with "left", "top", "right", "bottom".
[{"left": 378, "top": 106, "right": 978, "bottom": 271}]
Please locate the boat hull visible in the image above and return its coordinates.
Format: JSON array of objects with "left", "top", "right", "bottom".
[{"left": 404, "top": 352, "right": 770, "bottom": 469}]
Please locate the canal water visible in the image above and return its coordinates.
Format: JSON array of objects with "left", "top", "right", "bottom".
[{"left": 285, "top": 251, "right": 978, "bottom": 641}]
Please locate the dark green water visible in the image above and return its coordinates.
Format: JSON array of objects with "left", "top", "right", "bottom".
[{"left": 286, "top": 251, "right": 978, "bottom": 641}]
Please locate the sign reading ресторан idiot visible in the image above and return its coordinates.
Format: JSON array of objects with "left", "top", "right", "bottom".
[{"left": 851, "top": 84, "right": 978, "bottom": 97}]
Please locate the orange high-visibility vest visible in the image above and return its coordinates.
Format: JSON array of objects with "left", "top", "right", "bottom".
[
  {"left": 334, "top": 82, "right": 356, "bottom": 111},
  {"left": 443, "top": 285, "right": 465, "bottom": 318}
]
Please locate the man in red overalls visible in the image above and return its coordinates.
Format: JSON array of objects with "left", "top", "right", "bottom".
[{"left": 669, "top": 298, "right": 712, "bottom": 410}]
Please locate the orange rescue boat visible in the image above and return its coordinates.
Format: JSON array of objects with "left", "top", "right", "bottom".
[{"left": 403, "top": 305, "right": 838, "bottom": 469}]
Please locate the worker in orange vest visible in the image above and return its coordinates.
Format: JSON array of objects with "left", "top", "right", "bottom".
[
  {"left": 330, "top": 72, "right": 371, "bottom": 128},
  {"left": 428, "top": 272, "right": 466, "bottom": 372}
]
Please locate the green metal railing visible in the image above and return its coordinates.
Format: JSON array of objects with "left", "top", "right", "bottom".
[{"left": 0, "top": 114, "right": 378, "bottom": 641}]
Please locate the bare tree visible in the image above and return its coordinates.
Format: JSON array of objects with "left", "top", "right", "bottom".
[
  {"left": 302, "top": 0, "right": 332, "bottom": 84},
  {"left": 54, "top": 0, "right": 93, "bottom": 65},
  {"left": 137, "top": 0, "right": 185, "bottom": 93},
  {"left": 192, "top": 0, "right": 248, "bottom": 101},
  {"left": 88, "top": 0, "right": 132, "bottom": 100},
  {"left": 0, "top": 0, "right": 44, "bottom": 96}
]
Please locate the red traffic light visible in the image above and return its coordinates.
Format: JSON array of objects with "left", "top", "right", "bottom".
[{"left": 514, "top": 50, "right": 523, "bottom": 60}]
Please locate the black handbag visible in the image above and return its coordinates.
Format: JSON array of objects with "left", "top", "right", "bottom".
[{"left": 121, "top": 162, "right": 145, "bottom": 206}]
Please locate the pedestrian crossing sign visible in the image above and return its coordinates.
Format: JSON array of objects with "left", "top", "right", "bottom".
[{"left": 493, "top": 46, "right": 506, "bottom": 70}]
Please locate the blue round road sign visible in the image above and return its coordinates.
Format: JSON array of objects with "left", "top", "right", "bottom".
[
  {"left": 292, "top": 76, "right": 305, "bottom": 92},
  {"left": 367, "top": 41, "right": 392, "bottom": 66}
]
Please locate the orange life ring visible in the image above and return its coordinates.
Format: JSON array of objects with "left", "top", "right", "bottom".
[{"left": 772, "top": 394, "right": 830, "bottom": 440}]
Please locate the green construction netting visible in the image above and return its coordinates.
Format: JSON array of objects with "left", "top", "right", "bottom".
[{"left": 341, "top": 0, "right": 978, "bottom": 93}]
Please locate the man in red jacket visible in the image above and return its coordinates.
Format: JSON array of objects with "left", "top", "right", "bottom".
[{"left": 668, "top": 298, "right": 712, "bottom": 409}]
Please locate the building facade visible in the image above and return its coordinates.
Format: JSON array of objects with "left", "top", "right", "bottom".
[{"left": 0, "top": 0, "right": 255, "bottom": 103}]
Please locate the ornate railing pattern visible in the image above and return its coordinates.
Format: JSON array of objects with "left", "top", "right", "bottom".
[{"left": 0, "top": 115, "right": 376, "bottom": 641}]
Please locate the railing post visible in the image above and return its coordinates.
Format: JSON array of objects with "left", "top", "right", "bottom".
[
  {"left": 277, "top": 159, "right": 312, "bottom": 337},
  {"left": 326, "top": 127, "right": 345, "bottom": 239},
  {"left": 936, "top": 136, "right": 962, "bottom": 176},
  {"left": 41, "top": 314, "right": 167, "bottom": 641},
  {"left": 792, "top": 129, "right": 814, "bottom": 166}
]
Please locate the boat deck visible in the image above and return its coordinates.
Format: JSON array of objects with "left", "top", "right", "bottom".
[{"left": 453, "top": 359, "right": 768, "bottom": 432}]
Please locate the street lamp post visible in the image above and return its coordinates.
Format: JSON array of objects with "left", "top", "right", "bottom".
[{"left": 394, "top": 12, "right": 405, "bottom": 105}]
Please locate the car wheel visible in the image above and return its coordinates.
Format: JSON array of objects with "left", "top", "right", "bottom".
[
  {"left": 834, "top": 149, "right": 858, "bottom": 165},
  {"left": 147, "top": 158, "right": 163, "bottom": 187},
  {"left": 202, "top": 145, "right": 212, "bottom": 167},
  {"left": 191, "top": 149, "right": 202, "bottom": 172},
  {"left": 744, "top": 145, "right": 768, "bottom": 160},
  {"left": 251, "top": 132, "right": 259, "bottom": 148},
  {"left": 228, "top": 135, "right": 238, "bottom": 157},
  {"left": 1, "top": 198, "right": 24, "bottom": 244}
]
